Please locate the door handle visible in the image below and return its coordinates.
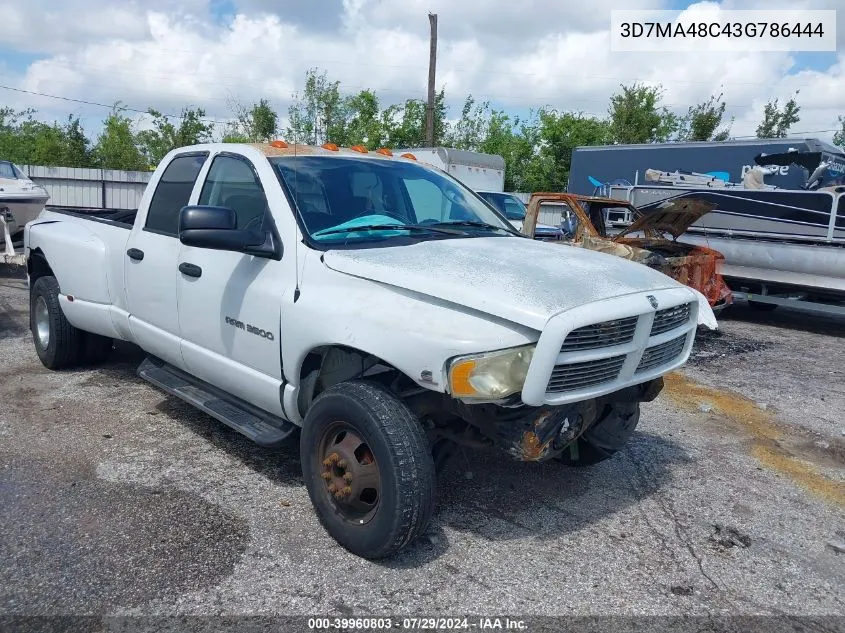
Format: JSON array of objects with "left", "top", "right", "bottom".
[
  {"left": 126, "top": 248, "right": 144, "bottom": 261},
  {"left": 179, "top": 262, "right": 202, "bottom": 278}
]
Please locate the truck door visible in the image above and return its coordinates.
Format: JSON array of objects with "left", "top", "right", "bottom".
[
  {"left": 125, "top": 152, "right": 209, "bottom": 370},
  {"left": 176, "top": 152, "right": 286, "bottom": 418}
]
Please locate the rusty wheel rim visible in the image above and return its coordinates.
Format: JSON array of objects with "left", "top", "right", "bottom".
[{"left": 317, "top": 422, "right": 381, "bottom": 524}]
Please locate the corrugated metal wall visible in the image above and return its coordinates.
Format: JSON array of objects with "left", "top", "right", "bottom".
[
  {"left": 538, "top": 202, "right": 567, "bottom": 227},
  {"left": 20, "top": 165, "right": 152, "bottom": 210}
]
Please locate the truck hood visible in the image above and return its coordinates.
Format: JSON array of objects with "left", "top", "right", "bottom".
[
  {"left": 322, "top": 236, "right": 683, "bottom": 331},
  {"left": 616, "top": 198, "right": 717, "bottom": 240}
]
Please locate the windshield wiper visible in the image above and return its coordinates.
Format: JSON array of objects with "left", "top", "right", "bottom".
[
  {"left": 313, "top": 223, "right": 464, "bottom": 238},
  {"left": 430, "top": 220, "right": 515, "bottom": 234}
]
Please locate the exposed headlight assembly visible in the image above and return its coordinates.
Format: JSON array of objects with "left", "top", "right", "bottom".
[{"left": 447, "top": 344, "right": 535, "bottom": 400}]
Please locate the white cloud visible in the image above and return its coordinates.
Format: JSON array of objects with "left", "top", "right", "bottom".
[
  {"left": 0, "top": 0, "right": 210, "bottom": 54},
  {"left": 0, "top": 0, "right": 842, "bottom": 143}
]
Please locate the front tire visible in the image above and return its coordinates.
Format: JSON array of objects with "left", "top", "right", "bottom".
[
  {"left": 30, "top": 275, "right": 84, "bottom": 370},
  {"left": 556, "top": 401, "right": 640, "bottom": 467},
  {"left": 301, "top": 381, "right": 436, "bottom": 559}
]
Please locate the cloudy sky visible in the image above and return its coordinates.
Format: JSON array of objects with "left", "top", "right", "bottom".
[{"left": 0, "top": 0, "right": 842, "bottom": 142}]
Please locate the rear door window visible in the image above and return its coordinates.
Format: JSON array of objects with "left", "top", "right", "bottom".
[{"left": 144, "top": 153, "right": 208, "bottom": 235}]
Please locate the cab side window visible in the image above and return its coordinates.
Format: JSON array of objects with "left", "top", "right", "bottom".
[
  {"left": 144, "top": 154, "right": 208, "bottom": 235},
  {"left": 199, "top": 155, "right": 269, "bottom": 231}
]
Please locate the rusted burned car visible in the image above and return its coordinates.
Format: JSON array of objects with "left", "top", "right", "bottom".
[{"left": 522, "top": 193, "right": 733, "bottom": 313}]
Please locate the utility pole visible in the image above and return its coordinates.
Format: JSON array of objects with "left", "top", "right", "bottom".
[{"left": 425, "top": 13, "right": 438, "bottom": 146}]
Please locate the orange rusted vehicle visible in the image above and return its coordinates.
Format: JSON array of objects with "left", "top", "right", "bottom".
[{"left": 522, "top": 193, "right": 733, "bottom": 312}]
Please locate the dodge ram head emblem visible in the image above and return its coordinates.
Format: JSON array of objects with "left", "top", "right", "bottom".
[{"left": 647, "top": 295, "right": 659, "bottom": 309}]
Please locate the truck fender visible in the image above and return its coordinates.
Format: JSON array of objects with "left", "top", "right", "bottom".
[
  {"left": 281, "top": 274, "right": 537, "bottom": 420},
  {"left": 27, "top": 222, "right": 113, "bottom": 305}
]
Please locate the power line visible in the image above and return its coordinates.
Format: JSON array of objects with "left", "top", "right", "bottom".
[
  {"left": 0, "top": 72, "right": 787, "bottom": 114},
  {"left": 732, "top": 129, "right": 840, "bottom": 138},
  {"left": 6, "top": 56, "right": 832, "bottom": 111},
  {"left": 0, "top": 84, "right": 230, "bottom": 124}
]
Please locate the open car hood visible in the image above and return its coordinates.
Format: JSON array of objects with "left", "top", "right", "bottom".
[{"left": 614, "top": 198, "right": 717, "bottom": 241}]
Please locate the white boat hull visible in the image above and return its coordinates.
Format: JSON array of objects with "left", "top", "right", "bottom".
[
  {"left": 0, "top": 194, "right": 49, "bottom": 236},
  {"left": 678, "top": 232, "right": 845, "bottom": 295}
]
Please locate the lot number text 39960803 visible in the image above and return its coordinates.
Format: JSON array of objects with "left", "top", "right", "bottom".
[{"left": 307, "top": 617, "right": 528, "bottom": 630}]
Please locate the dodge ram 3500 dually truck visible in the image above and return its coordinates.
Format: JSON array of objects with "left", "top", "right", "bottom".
[{"left": 24, "top": 141, "right": 714, "bottom": 558}]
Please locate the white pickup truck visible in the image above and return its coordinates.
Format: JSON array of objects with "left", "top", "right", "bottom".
[{"left": 24, "top": 141, "right": 713, "bottom": 558}]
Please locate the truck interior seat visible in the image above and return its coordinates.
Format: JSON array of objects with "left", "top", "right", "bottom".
[{"left": 223, "top": 191, "right": 269, "bottom": 230}]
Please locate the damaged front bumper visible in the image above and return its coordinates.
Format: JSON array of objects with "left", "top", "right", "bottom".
[{"left": 458, "top": 377, "right": 664, "bottom": 462}]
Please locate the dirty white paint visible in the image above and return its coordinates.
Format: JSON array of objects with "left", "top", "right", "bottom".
[
  {"left": 324, "top": 236, "right": 684, "bottom": 332},
  {"left": 26, "top": 143, "right": 703, "bottom": 423}
]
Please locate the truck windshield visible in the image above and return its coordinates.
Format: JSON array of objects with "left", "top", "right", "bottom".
[{"left": 271, "top": 156, "right": 517, "bottom": 245}]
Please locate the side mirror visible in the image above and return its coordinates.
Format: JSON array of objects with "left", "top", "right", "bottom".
[{"left": 178, "top": 205, "right": 281, "bottom": 259}]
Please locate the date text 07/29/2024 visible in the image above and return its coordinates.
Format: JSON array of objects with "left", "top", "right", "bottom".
[{"left": 307, "top": 617, "right": 528, "bottom": 631}]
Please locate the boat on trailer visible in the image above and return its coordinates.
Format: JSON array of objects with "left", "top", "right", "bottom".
[
  {"left": 0, "top": 161, "right": 50, "bottom": 238},
  {"left": 1, "top": 160, "right": 50, "bottom": 261}
]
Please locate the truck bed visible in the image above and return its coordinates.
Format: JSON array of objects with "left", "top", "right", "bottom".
[{"left": 44, "top": 206, "right": 137, "bottom": 229}]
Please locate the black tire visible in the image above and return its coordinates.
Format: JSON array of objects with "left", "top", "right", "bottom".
[
  {"left": 556, "top": 401, "right": 640, "bottom": 467},
  {"left": 301, "top": 380, "right": 436, "bottom": 559},
  {"left": 748, "top": 301, "right": 778, "bottom": 312},
  {"left": 82, "top": 332, "right": 113, "bottom": 365},
  {"left": 30, "top": 275, "right": 84, "bottom": 370}
]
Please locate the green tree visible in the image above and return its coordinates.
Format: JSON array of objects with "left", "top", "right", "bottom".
[
  {"left": 250, "top": 99, "right": 279, "bottom": 142},
  {"left": 446, "top": 95, "right": 491, "bottom": 151},
  {"left": 676, "top": 92, "right": 732, "bottom": 141},
  {"left": 340, "top": 90, "right": 386, "bottom": 149},
  {"left": 382, "top": 91, "right": 446, "bottom": 148},
  {"left": 137, "top": 107, "right": 214, "bottom": 165},
  {"left": 287, "top": 69, "right": 344, "bottom": 145},
  {"left": 62, "top": 116, "right": 91, "bottom": 167},
  {"left": 478, "top": 110, "right": 538, "bottom": 191},
  {"left": 533, "top": 110, "right": 613, "bottom": 190},
  {"left": 608, "top": 83, "right": 677, "bottom": 144},
  {"left": 0, "top": 109, "right": 91, "bottom": 167},
  {"left": 20, "top": 119, "right": 67, "bottom": 166},
  {"left": 91, "top": 105, "right": 147, "bottom": 171},
  {"left": 224, "top": 98, "right": 279, "bottom": 143},
  {"left": 756, "top": 94, "right": 801, "bottom": 138},
  {"left": 834, "top": 116, "right": 845, "bottom": 148},
  {"left": 0, "top": 107, "right": 36, "bottom": 164}
]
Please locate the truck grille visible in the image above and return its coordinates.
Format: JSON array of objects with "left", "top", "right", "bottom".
[
  {"left": 560, "top": 316, "right": 638, "bottom": 352},
  {"left": 636, "top": 334, "right": 688, "bottom": 373},
  {"left": 547, "top": 355, "right": 626, "bottom": 393},
  {"left": 651, "top": 303, "right": 691, "bottom": 336}
]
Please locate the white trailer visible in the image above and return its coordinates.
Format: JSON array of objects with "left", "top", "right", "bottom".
[{"left": 395, "top": 147, "right": 505, "bottom": 192}]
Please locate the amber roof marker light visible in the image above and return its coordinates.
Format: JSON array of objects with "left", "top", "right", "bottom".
[
  {"left": 269, "top": 140, "right": 288, "bottom": 148},
  {"left": 321, "top": 142, "right": 339, "bottom": 151},
  {"left": 400, "top": 153, "right": 417, "bottom": 160}
]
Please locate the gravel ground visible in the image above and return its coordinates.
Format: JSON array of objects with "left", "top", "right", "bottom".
[{"left": 1, "top": 270, "right": 843, "bottom": 623}]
